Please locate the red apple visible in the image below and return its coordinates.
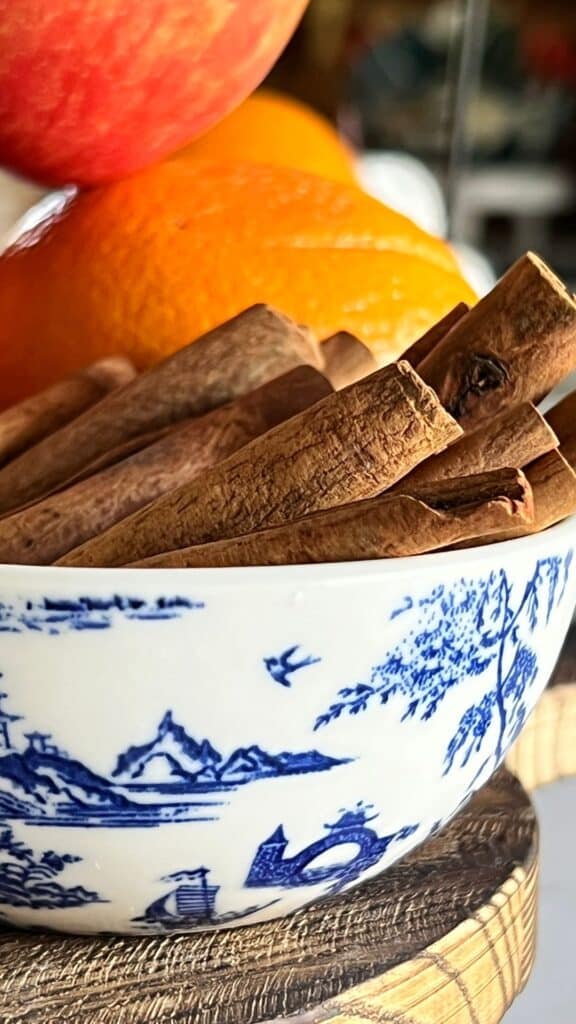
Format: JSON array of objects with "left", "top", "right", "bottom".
[{"left": 0, "top": 0, "right": 308, "bottom": 186}]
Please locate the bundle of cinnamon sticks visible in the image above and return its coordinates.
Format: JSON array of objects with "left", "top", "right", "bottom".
[{"left": 1, "top": 251, "right": 576, "bottom": 570}]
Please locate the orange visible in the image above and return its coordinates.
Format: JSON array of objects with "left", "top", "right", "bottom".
[
  {"left": 0, "top": 160, "right": 476, "bottom": 406},
  {"left": 174, "top": 89, "right": 358, "bottom": 185}
]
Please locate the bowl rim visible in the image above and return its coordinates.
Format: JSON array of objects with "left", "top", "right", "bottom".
[{"left": 0, "top": 515, "right": 574, "bottom": 588}]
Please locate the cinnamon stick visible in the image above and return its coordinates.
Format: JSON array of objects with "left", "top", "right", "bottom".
[
  {"left": 57, "top": 361, "right": 462, "bottom": 568},
  {"left": 56, "top": 426, "right": 177, "bottom": 488},
  {"left": 401, "top": 302, "right": 470, "bottom": 369},
  {"left": 0, "top": 356, "right": 136, "bottom": 467},
  {"left": 454, "top": 450, "right": 576, "bottom": 546},
  {"left": 546, "top": 390, "right": 576, "bottom": 443},
  {"left": 396, "top": 402, "right": 557, "bottom": 489},
  {"left": 522, "top": 450, "right": 576, "bottom": 532},
  {"left": 321, "top": 332, "right": 378, "bottom": 388},
  {"left": 545, "top": 391, "right": 576, "bottom": 469},
  {"left": 129, "top": 469, "right": 533, "bottom": 568},
  {"left": 0, "top": 305, "right": 322, "bottom": 515},
  {"left": 0, "top": 367, "right": 332, "bottom": 566},
  {"left": 418, "top": 253, "right": 576, "bottom": 429},
  {"left": 0, "top": 427, "right": 179, "bottom": 519}
]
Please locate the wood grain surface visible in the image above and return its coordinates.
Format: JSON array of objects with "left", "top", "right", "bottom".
[
  {"left": 507, "top": 622, "right": 576, "bottom": 790},
  {"left": 0, "top": 769, "right": 537, "bottom": 1024}
]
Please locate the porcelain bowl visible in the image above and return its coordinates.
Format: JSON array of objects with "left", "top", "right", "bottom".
[{"left": 0, "top": 519, "right": 575, "bottom": 936}]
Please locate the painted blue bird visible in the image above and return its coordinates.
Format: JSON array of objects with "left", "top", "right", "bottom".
[{"left": 264, "top": 646, "right": 321, "bottom": 687}]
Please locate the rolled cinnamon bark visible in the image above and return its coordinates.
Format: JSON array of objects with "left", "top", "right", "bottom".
[
  {"left": 17, "top": 362, "right": 332, "bottom": 507},
  {"left": 522, "top": 450, "right": 576, "bottom": 532},
  {"left": 58, "top": 360, "right": 462, "bottom": 568},
  {"left": 560, "top": 440, "right": 576, "bottom": 474},
  {"left": 321, "top": 332, "right": 377, "bottom": 388},
  {"left": 129, "top": 469, "right": 533, "bottom": 568},
  {"left": 418, "top": 253, "right": 576, "bottom": 429},
  {"left": 546, "top": 390, "right": 576, "bottom": 443},
  {"left": 0, "top": 367, "right": 332, "bottom": 566},
  {"left": 454, "top": 450, "right": 576, "bottom": 546},
  {"left": 397, "top": 402, "right": 558, "bottom": 489},
  {"left": 1, "top": 427, "right": 178, "bottom": 518},
  {"left": 0, "top": 356, "right": 136, "bottom": 467},
  {"left": 56, "top": 426, "right": 177, "bottom": 488},
  {"left": 545, "top": 390, "right": 576, "bottom": 469},
  {"left": 401, "top": 302, "right": 470, "bottom": 369},
  {"left": 0, "top": 305, "right": 322, "bottom": 515}
]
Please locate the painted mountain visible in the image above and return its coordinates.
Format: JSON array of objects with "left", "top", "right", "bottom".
[
  {"left": 113, "top": 712, "right": 223, "bottom": 784},
  {"left": 0, "top": 827, "right": 104, "bottom": 909},
  {"left": 0, "top": 703, "right": 350, "bottom": 827},
  {"left": 0, "top": 743, "right": 131, "bottom": 821},
  {"left": 112, "top": 711, "right": 349, "bottom": 787}
]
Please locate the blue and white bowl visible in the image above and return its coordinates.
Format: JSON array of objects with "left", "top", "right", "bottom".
[{"left": 0, "top": 519, "right": 574, "bottom": 935}]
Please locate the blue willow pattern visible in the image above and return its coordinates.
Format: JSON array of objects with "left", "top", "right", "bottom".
[
  {"left": 0, "top": 827, "right": 104, "bottom": 909},
  {"left": 245, "top": 803, "right": 418, "bottom": 894},
  {"left": 0, "top": 701, "right": 348, "bottom": 828},
  {"left": 316, "top": 554, "right": 574, "bottom": 781},
  {"left": 0, "top": 594, "right": 204, "bottom": 634},
  {"left": 133, "top": 868, "right": 278, "bottom": 931}
]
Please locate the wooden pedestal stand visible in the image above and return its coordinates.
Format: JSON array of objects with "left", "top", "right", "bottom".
[
  {"left": 507, "top": 623, "right": 576, "bottom": 791},
  {"left": 1, "top": 626, "right": 575, "bottom": 1024}
]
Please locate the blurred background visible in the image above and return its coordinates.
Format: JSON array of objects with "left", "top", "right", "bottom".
[
  {"left": 3, "top": 0, "right": 576, "bottom": 298},
  {"left": 266, "top": 0, "right": 576, "bottom": 292}
]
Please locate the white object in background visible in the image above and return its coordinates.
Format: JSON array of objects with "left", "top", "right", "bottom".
[
  {"left": 0, "top": 170, "right": 47, "bottom": 251},
  {"left": 452, "top": 240, "right": 496, "bottom": 297},
  {"left": 1, "top": 187, "right": 73, "bottom": 254},
  {"left": 452, "top": 164, "right": 576, "bottom": 254},
  {"left": 356, "top": 151, "right": 448, "bottom": 238}
]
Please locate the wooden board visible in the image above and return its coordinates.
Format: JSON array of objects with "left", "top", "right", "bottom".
[{"left": 0, "top": 769, "right": 537, "bottom": 1024}]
